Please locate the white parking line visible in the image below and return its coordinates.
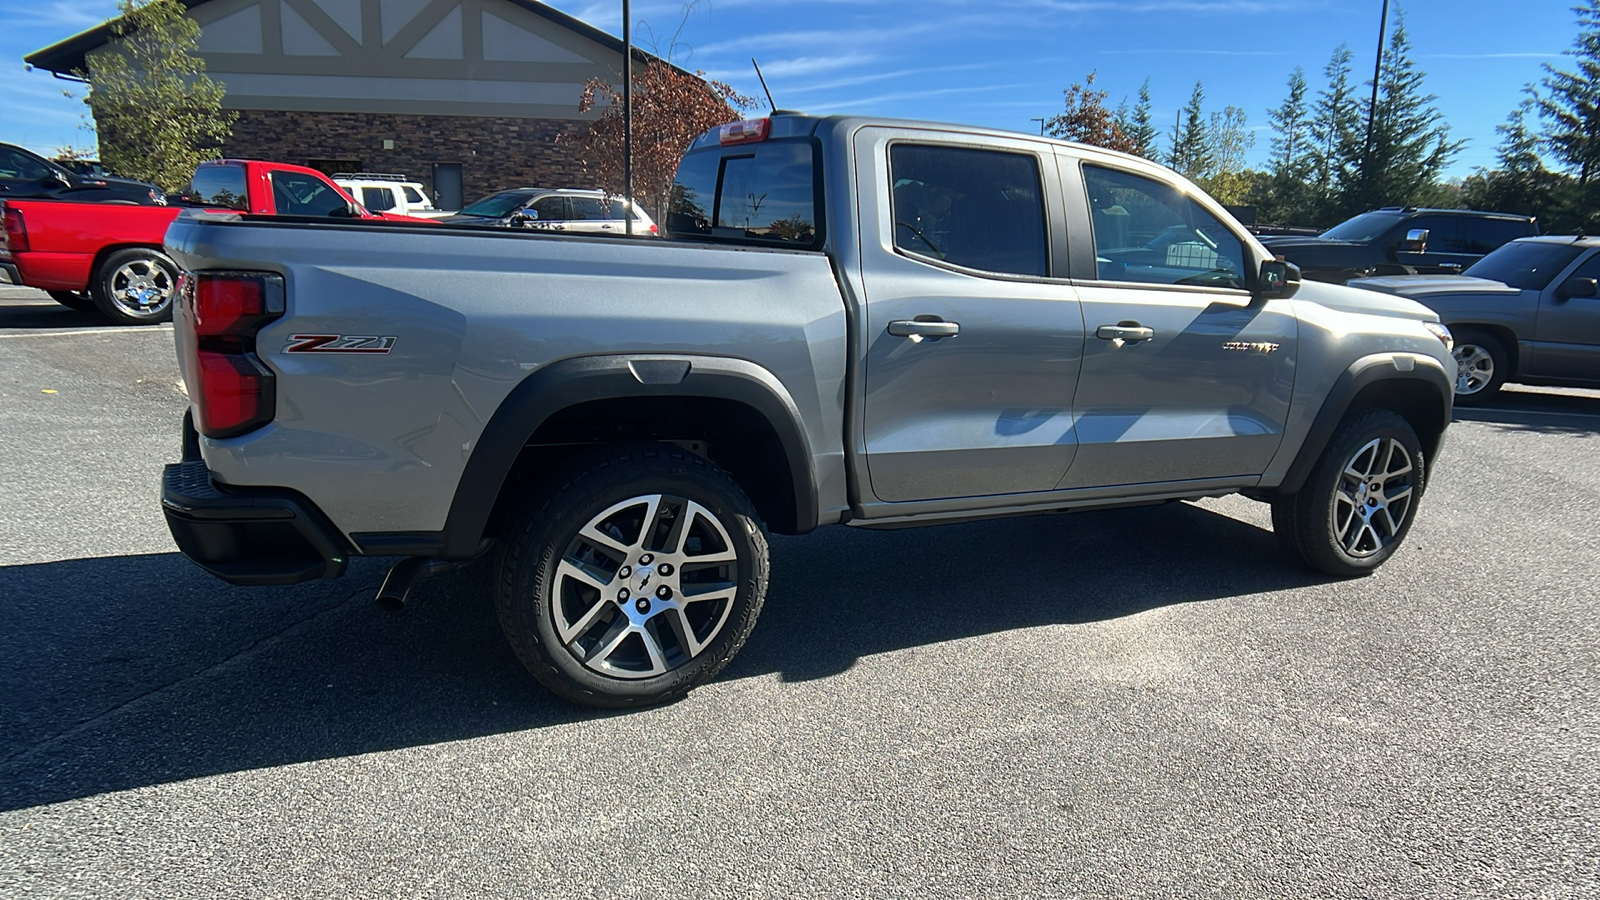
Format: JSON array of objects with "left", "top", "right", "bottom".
[
  {"left": 1463, "top": 408, "right": 1600, "bottom": 419},
  {"left": 0, "top": 326, "right": 174, "bottom": 340}
]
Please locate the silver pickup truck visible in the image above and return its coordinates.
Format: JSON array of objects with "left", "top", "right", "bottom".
[{"left": 161, "top": 114, "right": 1457, "bottom": 708}]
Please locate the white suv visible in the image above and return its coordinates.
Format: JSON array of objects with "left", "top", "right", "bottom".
[
  {"left": 441, "top": 188, "right": 659, "bottom": 235},
  {"left": 333, "top": 174, "right": 451, "bottom": 218}
]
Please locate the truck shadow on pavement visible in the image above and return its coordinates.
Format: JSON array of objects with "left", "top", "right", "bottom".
[
  {"left": 0, "top": 502, "right": 1320, "bottom": 811},
  {"left": 0, "top": 294, "right": 114, "bottom": 330}
]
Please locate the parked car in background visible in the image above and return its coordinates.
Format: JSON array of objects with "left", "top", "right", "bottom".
[
  {"left": 333, "top": 173, "right": 451, "bottom": 218},
  {"left": 1260, "top": 207, "right": 1537, "bottom": 284},
  {"left": 2, "top": 159, "right": 420, "bottom": 324},
  {"left": 1, "top": 142, "right": 164, "bottom": 206},
  {"left": 441, "top": 187, "right": 658, "bottom": 235},
  {"left": 1349, "top": 236, "right": 1600, "bottom": 403}
]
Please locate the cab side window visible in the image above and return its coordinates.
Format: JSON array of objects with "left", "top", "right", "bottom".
[
  {"left": 361, "top": 186, "right": 397, "bottom": 212},
  {"left": 271, "top": 172, "right": 348, "bottom": 216},
  {"left": 527, "top": 196, "right": 567, "bottom": 221},
  {"left": 0, "top": 148, "right": 51, "bottom": 181},
  {"left": 570, "top": 197, "right": 610, "bottom": 220},
  {"left": 889, "top": 144, "right": 1048, "bottom": 277},
  {"left": 1083, "top": 164, "right": 1246, "bottom": 290}
]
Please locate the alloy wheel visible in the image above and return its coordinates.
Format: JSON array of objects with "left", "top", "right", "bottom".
[
  {"left": 110, "top": 258, "right": 174, "bottom": 318},
  {"left": 1453, "top": 343, "right": 1494, "bottom": 395},
  {"left": 551, "top": 494, "right": 739, "bottom": 679},
  {"left": 1331, "top": 437, "right": 1416, "bottom": 557}
]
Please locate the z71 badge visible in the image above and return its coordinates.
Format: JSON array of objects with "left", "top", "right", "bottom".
[{"left": 284, "top": 334, "right": 397, "bottom": 354}]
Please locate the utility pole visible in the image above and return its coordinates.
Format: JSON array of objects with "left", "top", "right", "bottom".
[
  {"left": 1361, "top": 0, "right": 1390, "bottom": 187},
  {"left": 623, "top": 0, "right": 633, "bottom": 236}
]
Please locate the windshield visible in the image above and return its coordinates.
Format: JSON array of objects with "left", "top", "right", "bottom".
[
  {"left": 459, "top": 191, "right": 532, "bottom": 218},
  {"left": 1320, "top": 212, "right": 1406, "bottom": 243},
  {"left": 1462, "top": 241, "right": 1586, "bottom": 290}
]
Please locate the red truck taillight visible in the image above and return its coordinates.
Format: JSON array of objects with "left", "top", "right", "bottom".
[
  {"left": 2, "top": 206, "right": 27, "bottom": 252},
  {"left": 184, "top": 272, "right": 284, "bottom": 438}
]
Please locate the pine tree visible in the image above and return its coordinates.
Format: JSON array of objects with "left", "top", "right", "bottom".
[
  {"left": 1539, "top": 0, "right": 1600, "bottom": 184},
  {"left": 1463, "top": 94, "right": 1566, "bottom": 222},
  {"left": 1261, "top": 67, "right": 1314, "bottom": 225},
  {"left": 1307, "top": 45, "right": 1360, "bottom": 224},
  {"left": 1341, "top": 14, "right": 1462, "bottom": 214},
  {"left": 1169, "top": 81, "right": 1212, "bottom": 179},
  {"left": 1129, "top": 79, "right": 1159, "bottom": 160}
]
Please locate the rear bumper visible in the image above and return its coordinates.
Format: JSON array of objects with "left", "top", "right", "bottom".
[{"left": 161, "top": 416, "right": 350, "bottom": 586}]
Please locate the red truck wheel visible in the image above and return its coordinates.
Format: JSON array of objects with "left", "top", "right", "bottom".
[{"left": 91, "top": 248, "right": 179, "bottom": 325}]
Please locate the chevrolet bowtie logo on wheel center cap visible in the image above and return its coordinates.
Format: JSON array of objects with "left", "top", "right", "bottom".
[{"left": 636, "top": 566, "right": 654, "bottom": 591}]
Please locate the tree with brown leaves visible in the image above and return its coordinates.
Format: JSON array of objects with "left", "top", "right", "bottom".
[
  {"left": 571, "top": 62, "right": 755, "bottom": 221},
  {"left": 1045, "top": 71, "right": 1138, "bottom": 155}
]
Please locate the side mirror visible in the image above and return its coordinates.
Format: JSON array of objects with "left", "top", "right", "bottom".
[
  {"left": 1558, "top": 276, "right": 1597, "bottom": 300},
  {"left": 43, "top": 172, "right": 71, "bottom": 189},
  {"left": 1398, "top": 228, "right": 1428, "bottom": 253},
  {"left": 1255, "top": 258, "right": 1301, "bottom": 301},
  {"left": 328, "top": 202, "right": 360, "bottom": 218}
]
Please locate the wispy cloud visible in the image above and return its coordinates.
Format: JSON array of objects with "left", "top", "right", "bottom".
[
  {"left": 6, "top": 1, "right": 119, "bottom": 32},
  {"left": 1426, "top": 52, "right": 1563, "bottom": 59},
  {"left": 1098, "top": 48, "right": 1294, "bottom": 57},
  {"left": 819, "top": 81, "right": 1037, "bottom": 112},
  {"left": 701, "top": 53, "right": 880, "bottom": 82}
]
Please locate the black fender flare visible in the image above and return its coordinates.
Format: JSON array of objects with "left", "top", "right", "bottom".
[
  {"left": 1277, "top": 353, "right": 1453, "bottom": 495},
  {"left": 436, "top": 354, "right": 818, "bottom": 557}
]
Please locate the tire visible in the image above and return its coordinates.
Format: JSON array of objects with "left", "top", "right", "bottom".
[
  {"left": 1271, "top": 409, "right": 1426, "bottom": 578},
  {"left": 47, "top": 290, "right": 95, "bottom": 311},
  {"left": 90, "top": 248, "right": 179, "bottom": 325},
  {"left": 494, "top": 443, "right": 770, "bottom": 709},
  {"left": 1450, "top": 330, "right": 1508, "bottom": 406}
]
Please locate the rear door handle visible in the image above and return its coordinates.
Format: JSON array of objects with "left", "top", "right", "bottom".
[
  {"left": 1096, "top": 323, "right": 1155, "bottom": 343},
  {"left": 888, "top": 319, "right": 960, "bottom": 340}
]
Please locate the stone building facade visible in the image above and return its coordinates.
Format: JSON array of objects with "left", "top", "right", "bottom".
[{"left": 26, "top": 0, "right": 660, "bottom": 209}]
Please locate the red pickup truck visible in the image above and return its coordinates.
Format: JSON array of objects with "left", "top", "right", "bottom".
[{"left": 0, "top": 159, "right": 416, "bottom": 324}]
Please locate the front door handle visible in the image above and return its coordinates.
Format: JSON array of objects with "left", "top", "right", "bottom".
[
  {"left": 888, "top": 319, "right": 960, "bottom": 341},
  {"left": 1096, "top": 323, "right": 1155, "bottom": 343}
]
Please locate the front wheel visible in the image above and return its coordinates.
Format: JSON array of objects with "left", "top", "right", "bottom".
[
  {"left": 494, "top": 444, "right": 769, "bottom": 708},
  {"left": 90, "top": 248, "right": 179, "bottom": 325},
  {"left": 1272, "top": 409, "right": 1426, "bottom": 577}
]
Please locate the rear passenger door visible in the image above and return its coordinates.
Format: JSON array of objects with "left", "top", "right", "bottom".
[
  {"left": 1061, "top": 161, "right": 1296, "bottom": 489},
  {"left": 856, "top": 128, "right": 1085, "bottom": 503},
  {"left": 522, "top": 195, "right": 570, "bottom": 231}
]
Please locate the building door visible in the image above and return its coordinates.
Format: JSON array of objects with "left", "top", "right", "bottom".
[{"left": 432, "top": 163, "right": 463, "bottom": 211}]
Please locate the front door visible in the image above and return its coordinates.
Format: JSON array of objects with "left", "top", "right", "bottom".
[
  {"left": 856, "top": 130, "right": 1084, "bottom": 502},
  {"left": 1062, "top": 162, "right": 1296, "bottom": 489},
  {"left": 1530, "top": 251, "right": 1600, "bottom": 383}
]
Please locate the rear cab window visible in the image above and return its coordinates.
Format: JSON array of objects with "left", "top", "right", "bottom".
[
  {"left": 187, "top": 165, "right": 249, "bottom": 210},
  {"left": 668, "top": 120, "right": 821, "bottom": 248}
]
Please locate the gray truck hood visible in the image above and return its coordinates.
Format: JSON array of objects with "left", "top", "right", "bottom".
[
  {"left": 1345, "top": 274, "right": 1520, "bottom": 299},
  {"left": 1294, "top": 278, "right": 1438, "bottom": 321}
]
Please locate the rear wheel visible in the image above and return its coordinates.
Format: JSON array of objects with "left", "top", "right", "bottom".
[
  {"left": 1272, "top": 409, "right": 1426, "bottom": 577},
  {"left": 47, "top": 290, "right": 95, "bottom": 311},
  {"left": 1450, "top": 330, "right": 1508, "bottom": 406},
  {"left": 90, "top": 248, "right": 178, "bottom": 325},
  {"left": 494, "top": 444, "right": 769, "bottom": 708}
]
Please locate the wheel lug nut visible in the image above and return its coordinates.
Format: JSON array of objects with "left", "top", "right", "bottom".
[
  {"left": 635, "top": 598, "right": 651, "bottom": 613},
  {"left": 657, "top": 563, "right": 674, "bottom": 576},
  {"left": 656, "top": 585, "right": 672, "bottom": 599},
  {"left": 618, "top": 566, "right": 632, "bottom": 578},
  {"left": 618, "top": 588, "right": 630, "bottom": 601},
  {"left": 640, "top": 554, "right": 653, "bottom": 564}
]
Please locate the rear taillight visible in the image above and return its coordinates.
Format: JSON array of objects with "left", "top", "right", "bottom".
[
  {"left": 3, "top": 207, "right": 27, "bottom": 253},
  {"left": 184, "top": 272, "right": 284, "bottom": 438},
  {"left": 648, "top": 222, "right": 658, "bottom": 234}
]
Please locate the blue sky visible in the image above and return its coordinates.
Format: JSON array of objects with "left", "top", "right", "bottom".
[{"left": 0, "top": 0, "right": 1579, "bottom": 178}]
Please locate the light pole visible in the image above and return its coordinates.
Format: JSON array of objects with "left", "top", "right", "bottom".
[
  {"left": 623, "top": 0, "right": 633, "bottom": 236},
  {"left": 1030, "top": 117, "right": 1046, "bottom": 136},
  {"left": 1361, "top": 0, "right": 1391, "bottom": 185}
]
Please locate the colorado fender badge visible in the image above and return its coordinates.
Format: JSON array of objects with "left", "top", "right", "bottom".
[{"left": 284, "top": 334, "right": 397, "bottom": 354}]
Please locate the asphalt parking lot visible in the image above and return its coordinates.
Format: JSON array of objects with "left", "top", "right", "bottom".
[{"left": 1, "top": 284, "right": 1596, "bottom": 898}]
